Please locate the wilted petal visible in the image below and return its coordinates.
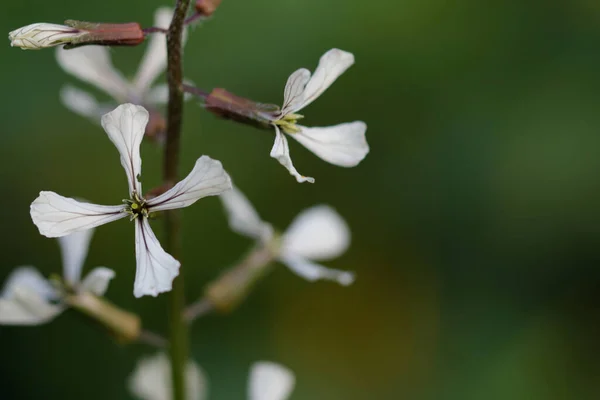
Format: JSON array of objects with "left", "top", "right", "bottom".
[
  {"left": 270, "top": 126, "right": 315, "bottom": 183},
  {"left": 59, "top": 85, "right": 105, "bottom": 119},
  {"left": 281, "top": 49, "right": 354, "bottom": 115},
  {"left": 80, "top": 267, "right": 115, "bottom": 296},
  {"left": 58, "top": 229, "right": 94, "bottom": 285},
  {"left": 0, "top": 267, "right": 63, "bottom": 325},
  {"left": 128, "top": 352, "right": 207, "bottom": 400},
  {"left": 280, "top": 68, "right": 310, "bottom": 117},
  {"left": 101, "top": 103, "right": 148, "bottom": 194},
  {"left": 9, "top": 23, "right": 85, "bottom": 50},
  {"left": 219, "top": 185, "right": 273, "bottom": 242},
  {"left": 281, "top": 205, "right": 350, "bottom": 260},
  {"left": 290, "top": 122, "right": 368, "bottom": 167},
  {"left": 133, "top": 8, "right": 172, "bottom": 94},
  {"left": 31, "top": 191, "right": 126, "bottom": 238},
  {"left": 134, "top": 219, "right": 180, "bottom": 298},
  {"left": 249, "top": 362, "right": 295, "bottom": 400},
  {"left": 56, "top": 46, "right": 130, "bottom": 100},
  {"left": 278, "top": 253, "right": 355, "bottom": 286},
  {"left": 147, "top": 156, "right": 231, "bottom": 212}
]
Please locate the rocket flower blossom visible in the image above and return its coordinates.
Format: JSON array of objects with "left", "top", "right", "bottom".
[
  {"left": 0, "top": 229, "right": 114, "bottom": 325},
  {"left": 30, "top": 104, "right": 231, "bottom": 298},
  {"left": 206, "top": 49, "right": 369, "bottom": 183},
  {"left": 220, "top": 185, "right": 355, "bottom": 285}
]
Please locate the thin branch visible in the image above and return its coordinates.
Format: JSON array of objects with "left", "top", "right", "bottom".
[
  {"left": 183, "top": 298, "right": 215, "bottom": 322},
  {"left": 138, "top": 330, "right": 168, "bottom": 348},
  {"left": 182, "top": 83, "right": 209, "bottom": 100},
  {"left": 143, "top": 27, "right": 168, "bottom": 35}
]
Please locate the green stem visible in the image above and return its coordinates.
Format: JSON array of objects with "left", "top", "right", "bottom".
[{"left": 165, "top": 0, "right": 191, "bottom": 399}]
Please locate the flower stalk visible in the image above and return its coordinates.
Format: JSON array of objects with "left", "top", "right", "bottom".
[{"left": 165, "top": 1, "right": 192, "bottom": 400}]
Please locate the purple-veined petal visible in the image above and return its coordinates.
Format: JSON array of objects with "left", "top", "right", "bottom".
[
  {"left": 56, "top": 46, "right": 130, "bottom": 101},
  {"left": 280, "top": 49, "right": 354, "bottom": 115},
  {"left": 147, "top": 156, "right": 231, "bottom": 212},
  {"left": 101, "top": 103, "right": 148, "bottom": 194},
  {"left": 80, "top": 267, "right": 115, "bottom": 296},
  {"left": 278, "top": 253, "right": 355, "bottom": 286},
  {"left": 58, "top": 229, "right": 94, "bottom": 285},
  {"left": 9, "top": 23, "right": 86, "bottom": 50},
  {"left": 249, "top": 362, "right": 295, "bottom": 400},
  {"left": 128, "top": 352, "right": 207, "bottom": 400},
  {"left": 134, "top": 219, "right": 180, "bottom": 298},
  {"left": 280, "top": 68, "right": 310, "bottom": 117},
  {"left": 290, "top": 122, "right": 368, "bottom": 167},
  {"left": 31, "top": 192, "right": 126, "bottom": 238},
  {"left": 219, "top": 185, "right": 273, "bottom": 243},
  {"left": 281, "top": 205, "right": 350, "bottom": 260},
  {"left": 269, "top": 126, "right": 315, "bottom": 183}
]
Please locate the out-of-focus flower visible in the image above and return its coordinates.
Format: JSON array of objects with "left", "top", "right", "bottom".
[
  {"left": 128, "top": 354, "right": 295, "bottom": 400},
  {"left": 30, "top": 104, "right": 231, "bottom": 298},
  {"left": 129, "top": 352, "right": 207, "bottom": 400},
  {"left": 55, "top": 8, "right": 188, "bottom": 140},
  {"left": 249, "top": 362, "right": 295, "bottom": 400},
  {"left": 8, "top": 21, "right": 144, "bottom": 50},
  {"left": 206, "top": 49, "right": 369, "bottom": 183},
  {"left": 0, "top": 229, "right": 114, "bottom": 325},
  {"left": 219, "top": 185, "right": 354, "bottom": 285}
]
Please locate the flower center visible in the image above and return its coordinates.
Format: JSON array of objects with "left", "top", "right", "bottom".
[
  {"left": 123, "top": 191, "right": 149, "bottom": 220},
  {"left": 273, "top": 113, "right": 304, "bottom": 134}
]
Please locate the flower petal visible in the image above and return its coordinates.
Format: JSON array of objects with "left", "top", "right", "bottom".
[
  {"left": 80, "top": 267, "right": 116, "bottom": 296},
  {"left": 134, "top": 219, "right": 180, "bottom": 298},
  {"left": 101, "top": 103, "right": 149, "bottom": 194},
  {"left": 270, "top": 126, "right": 315, "bottom": 183},
  {"left": 133, "top": 8, "right": 173, "bottom": 94},
  {"left": 147, "top": 156, "right": 231, "bottom": 212},
  {"left": 56, "top": 46, "right": 130, "bottom": 101},
  {"left": 1, "top": 267, "right": 57, "bottom": 300},
  {"left": 280, "top": 68, "right": 310, "bottom": 116},
  {"left": 0, "top": 267, "right": 63, "bottom": 325},
  {"left": 58, "top": 229, "right": 94, "bottom": 285},
  {"left": 128, "top": 352, "right": 207, "bottom": 400},
  {"left": 0, "top": 288, "right": 64, "bottom": 325},
  {"left": 31, "top": 191, "right": 126, "bottom": 238},
  {"left": 249, "top": 362, "right": 295, "bottom": 400},
  {"left": 278, "top": 253, "right": 355, "bottom": 286},
  {"left": 290, "top": 122, "right": 368, "bottom": 167},
  {"left": 219, "top": 185, "right": 273, "bottom": 243},
  {"left": 59, "top": 85, "right": 105, "bottom": 119},
  {"left": 281, "top": 205, "right": 350, "bottom": 260},
  {"left": 280, "top": 49, "right": 355, "bottom": 115}
]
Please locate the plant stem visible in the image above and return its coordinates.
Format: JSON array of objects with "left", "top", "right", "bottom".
[{"left": 165, "top": 1, "right": 191, "bottom": 400}]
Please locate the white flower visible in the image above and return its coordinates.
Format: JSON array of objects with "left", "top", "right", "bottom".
[
  {"left": 8, "top": 23, "right": 86, "bottom": 50},
  {"left": 129, "top": 352, "right": 207, "bottom": 400},
  {"left": 249, "top": 362, "right": 295, "bottom": 400},
  {"left": 128, "top": 355, "right": 295, "bottom": 400},
  {"left": 0, "top": 229, "right": 115, "bottom": 325},
  {"left": 268, "top": 49, "right": 369, "bottom": 183},
  {"left": 56, "top": 8, "right": 186, "bottom": 123},
  {"left": 30, "top": 104, "right": 232, "bottom": 298},
  {"left": 220, "top": 185, "right": 354, "bottom": 285}
]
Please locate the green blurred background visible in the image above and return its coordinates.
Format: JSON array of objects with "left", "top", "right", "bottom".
[{"left": 2, "top": 0, "right": 600, "bottom": 398}]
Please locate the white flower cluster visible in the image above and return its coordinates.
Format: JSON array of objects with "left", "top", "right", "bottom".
[{"left": 5, "top": 4, "right": 369, "bottom": 398}]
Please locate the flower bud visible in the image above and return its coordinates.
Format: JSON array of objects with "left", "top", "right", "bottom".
[
  {"left": 9, "top": 20, "right": 144, "bottom": 50},
  {"left": 195, "top": 0, "right": 223, "bottom": 17},
  {"left": 205, "top": 88, "right": 278, "bottom": 130}
]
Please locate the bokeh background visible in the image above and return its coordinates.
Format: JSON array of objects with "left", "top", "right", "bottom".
[{"left": 2, "top": 0, "right": 600, "bottom": 399}]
